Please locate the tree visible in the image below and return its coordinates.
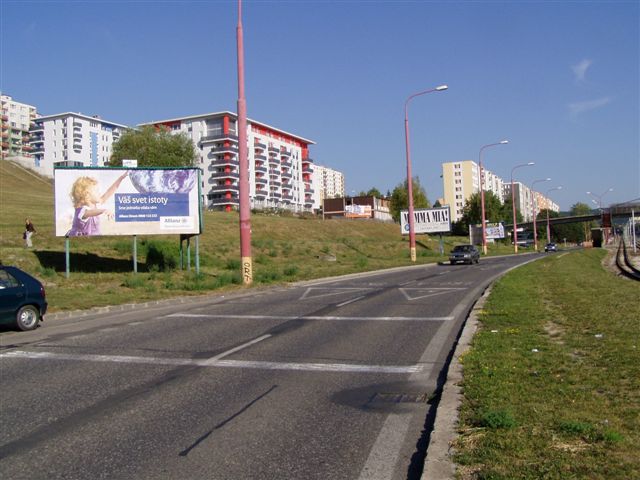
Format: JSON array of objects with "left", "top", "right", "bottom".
[
  {"left": 389, "top": 177, "right": 430, "bottom": 222},
  {"left": 366, "top": 187, "right": 382, "bottom": 198},
  {"left": 459, "top": 191, "right": 504, "bottom": 227},
  {"left": 109, "top": 126, "right": 197, "bottom": 167}
]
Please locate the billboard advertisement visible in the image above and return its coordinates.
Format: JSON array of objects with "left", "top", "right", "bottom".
[
  {"left": 345, "top": 204, "right": 372, "bottom": 218},
  {"left": 54, "top": 167, "right": 202, "bottom": 237},
  {"left": 486, "top": 222, "right": 505, "bottom": 239},
  {"left": 400, "top": 207, "right": 451, "bottom": 234}
]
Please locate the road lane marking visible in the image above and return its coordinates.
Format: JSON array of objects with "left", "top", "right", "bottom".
[
  {"left": 0, "top": 350, "right": 423, "bottom": 374},
  {"left": 399, "top": 287, "right": 467, "bottom": 301},
  {"left": 299, "top": 287, "right": 373, "bottom": 300},
  {"left": 204, "top": 334, "right": 272, "bottom": 363},
  {"left": 358, "top": 413, "right": 411, "bottom": 480},
  {"left": 165, "top": 314, "right": 453, "bottom": 322},
  {"left": 336, "top": 296, "right": 366, "bottom": 307}
]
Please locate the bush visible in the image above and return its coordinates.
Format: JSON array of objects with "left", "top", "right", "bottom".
[
  {"left": 479, "top": 410, "right": 517, "bottom": 429},
  {"left": 145, "top": 241, "right": 178, "bottom": 271}
]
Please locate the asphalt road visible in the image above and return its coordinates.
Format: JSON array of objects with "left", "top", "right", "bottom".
[{"left": 0, "top": 254, "right": 537, "bottom": 480}]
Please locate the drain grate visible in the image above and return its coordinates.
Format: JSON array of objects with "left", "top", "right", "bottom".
[{"left": 370, "top": 392, "right": 430, "bottom": 404}]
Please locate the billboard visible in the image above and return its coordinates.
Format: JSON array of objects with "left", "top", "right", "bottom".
[
  {"left": 400, "top": 206, "right": 451, "bottom": 234},
  {"left": 486, "top": 222, "right": 505, "bottom": 239},
  {"left": 54, "top": 167, "right": 202, "bottom": 237},
  {"left": 345, "top": 204, "right": 372, "bottom": 218}
]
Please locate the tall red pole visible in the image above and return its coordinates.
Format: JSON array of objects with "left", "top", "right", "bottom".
[
  {"left": 531, "top": 178, "right": 551, "bottom": 251},
  {"left": 403, "top": 85, "right": 447, "bottom": 262},
  {"left": 510, "top": 162, "right": 534, "bottom": 253},
  {"left": 237, "top": 0, "right": 252, "bottom": 284}
]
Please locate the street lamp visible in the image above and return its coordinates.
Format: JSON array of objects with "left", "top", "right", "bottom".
[
  {"left": 511, "top": 162, "right": 535, "bottom": 253},
  {"left": 586, "top": 187, "right": 614, "bottom": 210},
  {"left": 530, "top": 177, "right": 551, "bottom": 252},
  {"left": 404, "top": 84, "right": 448, "bottom": 262},
  {"left": 546, "top": 186, "right": 562, "bottom": 244},
  {"left": 479, "top": 140, "right": 509, "bottom": 255}
]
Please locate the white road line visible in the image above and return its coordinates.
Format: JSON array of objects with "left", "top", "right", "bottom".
[
  {"left": 357, "top": 413, "right": 411, "bottom": 480},
  {"left": 336, "top": 296, "right": 365, "bottom": 307},
  {"left": 0, "top": 350, "right": 422, "bottom": 374},
  {"left": 299, "top": 287, "right": 373, "bottom": 300},
  {"left": 165, "top": 314, "right": 453, "bottom": 322},
  {"left": 204, "top": 334, "right": 271, "bottom": 363}
]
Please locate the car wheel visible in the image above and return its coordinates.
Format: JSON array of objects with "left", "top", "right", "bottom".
[
  {"left": 450, "top": 260, "right": 455, "bottom": 265},
  {"left": 16, "top": 305, "right": 40, "bottom": 331}
]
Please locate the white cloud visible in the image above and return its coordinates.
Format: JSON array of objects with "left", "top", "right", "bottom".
[
  {"left": 568, "top": 97, "right": 612, "bottom": 116},
  {"left": 572, "top": 59, "right": 593, "bottom": 83}
]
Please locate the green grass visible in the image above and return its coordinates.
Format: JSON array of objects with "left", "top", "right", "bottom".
[
  {"left": 1, "top": 160, "right": 521, "bottom": 312},
  {"left": 454, "top": 249, "right": 640, "bottom": 479}
]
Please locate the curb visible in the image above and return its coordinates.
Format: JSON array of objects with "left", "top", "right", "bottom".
[{"left": 421, "top": 285, "right": 493, "bottom": 480}]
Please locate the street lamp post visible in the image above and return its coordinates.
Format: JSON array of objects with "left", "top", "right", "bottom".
[
  {"left": 546, "top": 186, "right": 562, "bottom": 244},
  {"left": 531, "top": 177, "right": 551, "bottom": 252},
  {"left": 404, "top": 84, "right": 448, "bottom": 262},
  {"left": 511, "top": 162, "right": 535, "bottom": 253},
  {"left": 586, "top": 187, "right": 614, "bottom": 210},
  {"left": 479, "top": 140, "right": 509, "bottom": 255}
]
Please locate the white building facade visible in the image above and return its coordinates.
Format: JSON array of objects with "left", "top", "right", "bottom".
[
  {"left": 314, "top": 165, "right": 345, "bottom": 201},
  {"left": 1, "top": 93, "right": 37, "bottom": 160},
  {"left": 140, "top": 112, "right": 318, "bottom": 212},
  {"left": 30, "top": 113, "right": 129, "bottom": 177}
]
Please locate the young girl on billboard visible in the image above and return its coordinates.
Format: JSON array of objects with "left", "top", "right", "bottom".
[{"left": 66, "top": 172, "right": 128, "bottom": 237}]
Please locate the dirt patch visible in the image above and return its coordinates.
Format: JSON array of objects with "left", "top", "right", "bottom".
[{"left": 544, "top": 320, "right": 566, "bottom": 344}]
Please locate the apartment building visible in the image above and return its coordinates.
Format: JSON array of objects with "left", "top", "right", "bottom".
[
  {"left": 1, "top": 94, "right": 37, "bottom": 159},
  {"left": 140, "top": 112, "right": 317, "bottom": 212},
  {"left": 30, "top": 113, "right": 129, "bottom": 177},
  {"left": 503, "top": 182, "right": 535, "bottom": 221},
  {"left": 314, "top": 165, "right": 345, "bottom": 201},
  {"left": 442, "top": 160, "right": 504, "bottom": 222}
]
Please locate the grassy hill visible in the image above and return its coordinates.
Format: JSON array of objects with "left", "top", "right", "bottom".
[{"left": 1, "top": 160, "right": 479, "bottom": 312}]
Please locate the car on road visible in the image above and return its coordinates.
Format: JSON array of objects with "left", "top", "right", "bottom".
[
  {"left": 449, "top": 244, "right": 480, "bottom": 265},
  {"left": 0, "top": 265, "right": 47, "bottom": 331},
  {"left": 544, "top": 242, "right": 558, "bottom": 252}
]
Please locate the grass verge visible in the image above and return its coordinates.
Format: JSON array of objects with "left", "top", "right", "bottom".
[{"left": 454, "top": 249, "right": 640, "bottom": 479}]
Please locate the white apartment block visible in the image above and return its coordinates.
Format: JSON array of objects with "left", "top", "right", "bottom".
[
  {"left": 314, "top": 165, "right": 345, "bottom": 201},
  {"left": 443, "top": 160, "right": 559, "bottom": 223},
  {"left": 1, "top": 93, "right": 37, "bottom": 160},
  {"left": 30, "top": 113, "right": 129, "bottom": 177},
  {"left": 140, "top": 112, "right": 317, "bottom": 212},
  {"left": 442, "top": 160, "right": 504, "bottom": 222}
]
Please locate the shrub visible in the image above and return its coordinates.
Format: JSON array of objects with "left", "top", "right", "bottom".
[
  {"left": 479, "top": 410, "right": 517, "bottom": 429},
  {"left": 145, "top": 241, "right": 178, "bottom": 271}
]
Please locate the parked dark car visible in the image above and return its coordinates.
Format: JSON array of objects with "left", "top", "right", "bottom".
[
  {"left": 544, "top": 242, "right": 557, "bottom": 252},
  {"left": 0, "top": 266, "right": 47, "bottom": 331},
  {"left": 449, "top": 244, "right": 480, "bottom": 265}
]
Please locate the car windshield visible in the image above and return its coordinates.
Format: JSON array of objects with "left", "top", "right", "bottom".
[{"left": 453, "top": 245, "right": 471, "bottom": 252}]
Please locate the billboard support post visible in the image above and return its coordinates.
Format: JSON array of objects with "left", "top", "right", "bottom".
[
  {"left": 133, "top": 235, "right": 138, "bottom": 274},
  {"left": 65, "top": 236, "right": 70, "bottom": 278},
  {"left": 187, "top": 237, "right": 191, "bottom": 273},
  {"left": 195, "top": 235, "right": 200, "bottom": 275}
]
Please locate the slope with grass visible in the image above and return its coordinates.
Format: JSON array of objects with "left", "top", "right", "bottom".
[{"left": 3, "top": 161, "right": 507, "bottom": 312}]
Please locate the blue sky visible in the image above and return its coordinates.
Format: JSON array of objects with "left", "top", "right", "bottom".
[{"left": 2, "top": 0, "right": 638, "bottom": 210}]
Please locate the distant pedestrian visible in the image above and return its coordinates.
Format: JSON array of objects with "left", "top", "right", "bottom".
[{"left": 24, "top": 218, "right": 36, "bottom": 247}]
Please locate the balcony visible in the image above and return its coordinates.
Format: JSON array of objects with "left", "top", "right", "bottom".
[
  {"left": 255, "top": 175, "right": 268, "bottom": 185},
  {"left": 303, "top": 165, "right": 314, "bottom": 174},
  {"left": 255, "top": 165, "right": 267, "bottom": 174},
  {"left": 302, "top": 156, "right": 314, "bottom": 164},
  {"left": 268, "top": 158, "right": 280, "bottom": 168},
  {"left": 32, "top": 145, "right": 44, "bottom": 153},
  {"left": 281, "top": 170, "right": 292, "bottom": 179},
  {"left": 209, "top": 197, "right": 239, "bottom": 207},
  {"left": 305, "top": 188, "right": 315, "bottom": 194},
  {"left": 254, "top": 141, "right": 266, "bottom": 150},
  {"left": 29, "top": 123, "right": 43, "bottom": 132},
  {"left": 270, "top": 179, "right": 282, "bottom": 187},
  {"left": 1, "top": 115, "right": 8, "bottom": 122},
  {"left": 23, "top": 145, "right": 33, "bottom": 151},
  {"left": 73, "top": 122, "right": 82, "bottom": 128},
  {"left": 255, "top": 189, "right": 268, "bottom": 198},
  {"left": 211, "top": 143, "right": 239, "bottom": 154},
  {"left": 268, "top": 168, "right": 281, "bottom": 176},
  {"left": 255, "top": 154, "right": 267, "bottom": 161},
  {"left": 210, "top": 171, "right": 240, "bottom": 181},
  {"left": 73, "top": 132, "right": 83, "bottom": 139},
  {"left": 268, "top": 146, "right": 279, "bottom": 155},
  {"left": 1, "top": 123, "right": 8, "bottom": 131},
  {"left": 201, "top": 133, "right": 239, "bottom": 143},
  {"left": 280, "top": 149, "right": 291, "bottom": 158},
  {"left": 270, "top": 191, "right": 282, "bottom": 199},
  {"left": 282, "top": 194, "right": 294, "bottom": 202},
  {"left": 210, "top": 184, "right": 239, "bottom": 194},
  {"left": 281, "top": 159, "right": 292, "bottom": 168},
  {"left": 212, "top": 157, "right": 239, "bottom": 167}
]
